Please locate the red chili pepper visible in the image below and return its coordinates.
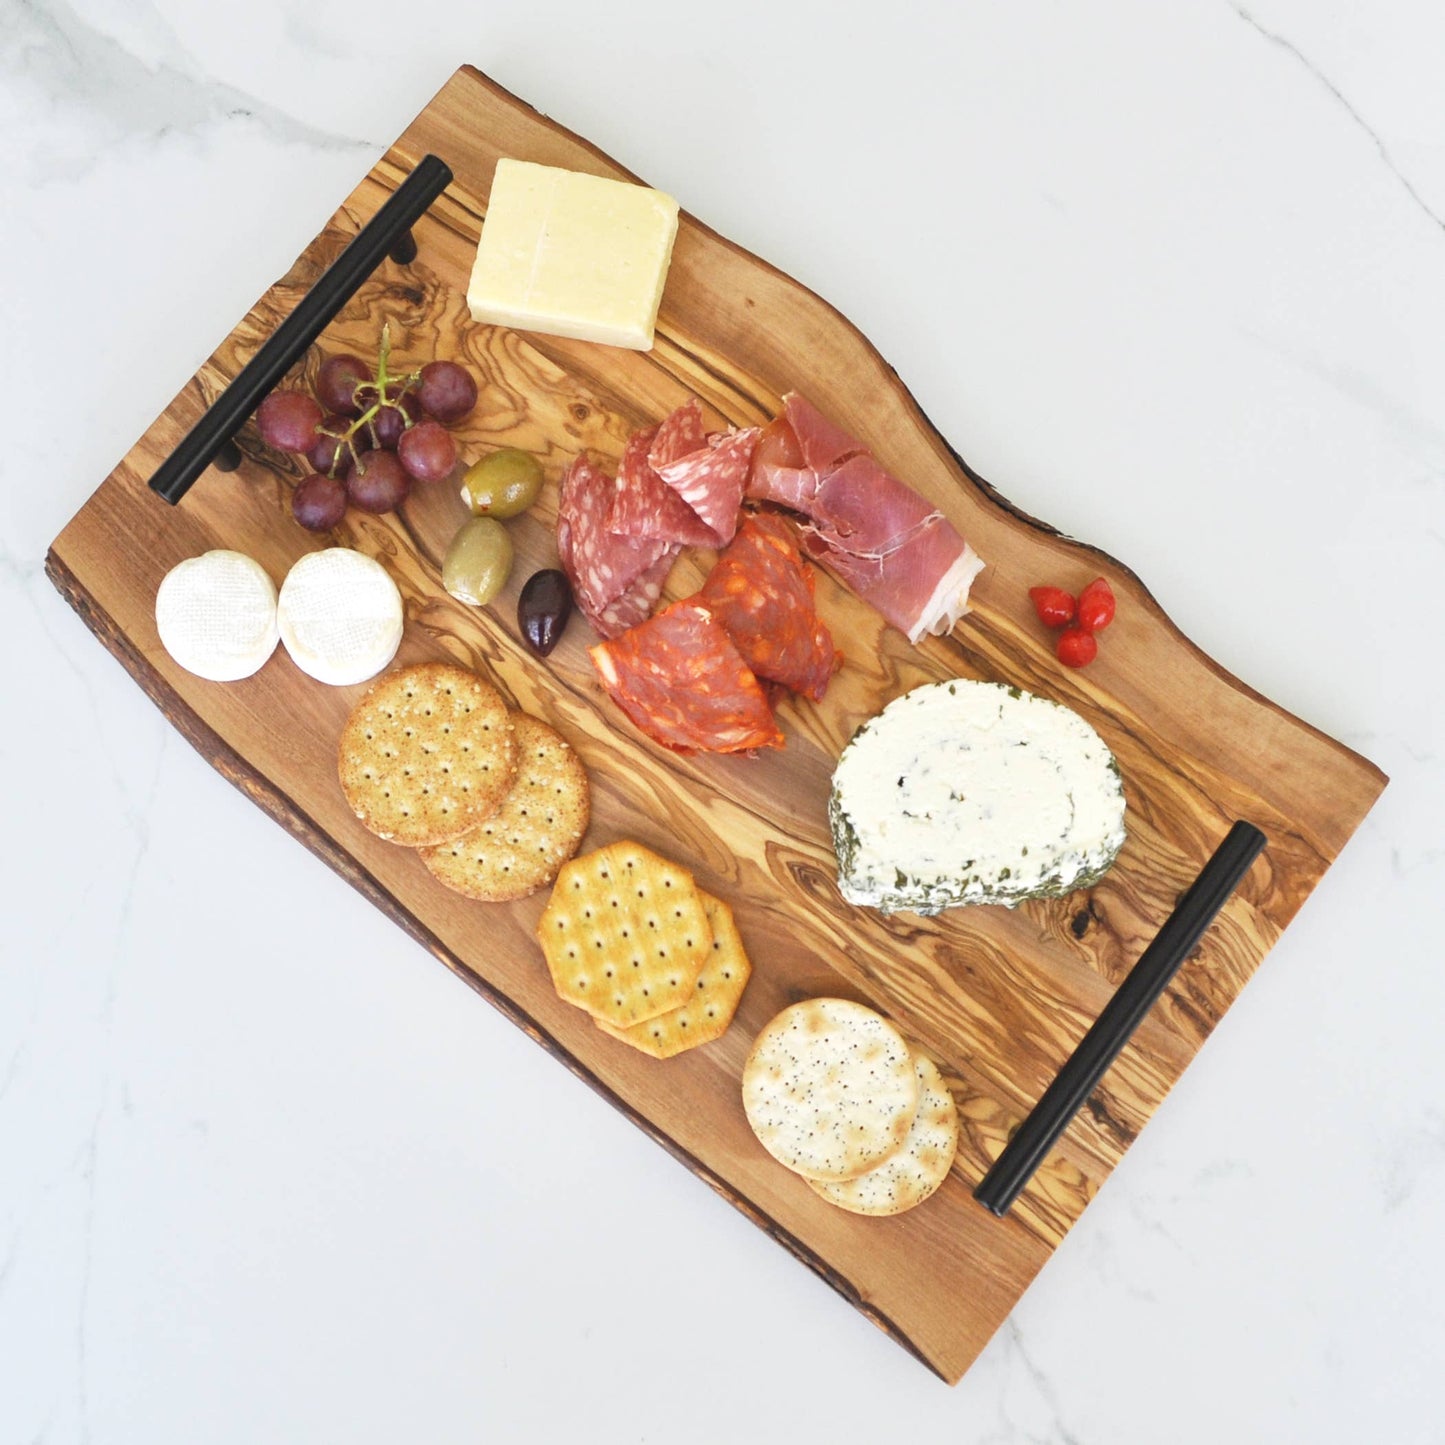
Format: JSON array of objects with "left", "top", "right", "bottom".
[
  {"left": 1056, "top": 627, "right": 1098, "bottom": 668},
  {"left": 1076, "top": 577, "right": 1116, "bottom": 633},
  {"left": 1028, "top": 585, "right": 1077, "bottom": 629}
]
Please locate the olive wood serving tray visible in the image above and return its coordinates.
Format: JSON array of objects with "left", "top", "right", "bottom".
[{"left": 46, "top": 66, "right": 1387, "bottom": 1384}]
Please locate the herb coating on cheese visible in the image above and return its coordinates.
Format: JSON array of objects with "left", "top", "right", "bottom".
[{"left": 829, "top": 680, "right": 1126, "bottom": 914}]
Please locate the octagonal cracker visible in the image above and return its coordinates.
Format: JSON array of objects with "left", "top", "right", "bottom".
[
  {"left": 595, "top": 891, "right": 752, "bottom": 1058},
  {"left": 538, "top": 841, "right": 711, "bottom": 1027}
]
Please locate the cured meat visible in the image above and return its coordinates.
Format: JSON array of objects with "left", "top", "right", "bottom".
[
  {"left": 782, "top": 393, "right": 865, "bottom": 476},
  {"left": 590, "top": 602, "right": 784, "bottom": 754},
  {"left": 605, "top": 398, "right": 759, "bottom": 550},
  {"left": 566, "top": 385, "right": 974, "bottom": 650},
  {"left": 802, "top": 515, "right": 983, "bottom": 645},
  {"left": 639, "top": 396, "right": 759, "bottom": 548},
  {"left": 798, "top": 451, "right": 984, "bottom": 643},
  {"left": 606, "top": 423, "right": 715, "bottom": 548},
  {"left": 652, "top": 426, "right": 759, "bottom": 547},
  {"left": 557, "top": 454, "right": 680, "bottom": 639},
  {"left": 744, "top": 392, "right": 985, "bottom": 643},
  {"left": 696, "top": 515, "right": 838, "bottom": 702},
  {"left": 745, "top": 416, "right": 817, "bottom": 512},
  {"left": 648, "top": 396, "right": 710, "bottom": 471},
  {"left": 595, "top": 542, "right": 682, "bottom": 637}
]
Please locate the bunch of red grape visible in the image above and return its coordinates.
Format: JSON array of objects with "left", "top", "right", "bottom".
[{"left": 255, "top": 326, "right": 479, "bottom": 532}]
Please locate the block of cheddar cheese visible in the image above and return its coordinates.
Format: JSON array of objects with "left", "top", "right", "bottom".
[{"left": 466, "top": 159, "right": 679, "bottom": 351}]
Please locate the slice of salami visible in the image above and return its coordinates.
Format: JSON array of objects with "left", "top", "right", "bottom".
[
  {"left": 602, "top": 399, "right": 759, "bottom": 549},
  {"left": 696, "top": 515, "right": 839, "bottom": 702},
  {"left": 594, "top": 540, "right": 681, "bottom": 638},
  {"left": 652, "top": 426, "right": 760, "bottom": 548},
  {"left": 608, "top": 421, "right": 719, "bottom": 548},
  {"left": 590, "top": 602, "right": 784, "bottom": 754},
  {"left": 648, "top": 396, "right": 709, "bottom": 471},
  {"left": 558, "top": 454, "right": 676, "bottom": 637}
]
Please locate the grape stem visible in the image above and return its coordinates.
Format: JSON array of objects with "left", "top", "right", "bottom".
[{"left": 314, "top": 321, "right": 423, "bottom": 477}]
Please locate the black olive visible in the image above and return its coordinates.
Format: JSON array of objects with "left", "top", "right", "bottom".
[{"left": 518, "top": 569, "right": 573, "bottom": 657}]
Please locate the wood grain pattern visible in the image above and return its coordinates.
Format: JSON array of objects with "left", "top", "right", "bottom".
[{"left": 46, "top": 66, "right": 1386, "bottom": 1383}]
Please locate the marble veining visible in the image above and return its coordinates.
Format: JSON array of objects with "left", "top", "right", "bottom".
[
  {"left": 5, "top": 0, "right": 375, "bottom": 184},
  {"left": 1229, "top": 2, "right": 1445, "bottom": 234}
]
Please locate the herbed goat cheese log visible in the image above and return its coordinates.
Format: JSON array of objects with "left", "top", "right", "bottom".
[{"left": 829, "top": 680, "right": 1126, "bottom": 914}]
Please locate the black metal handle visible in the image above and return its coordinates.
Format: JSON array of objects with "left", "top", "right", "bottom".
[
  {"left": 148, "top": 153, "right": 454, "bottom": 505},
  {"left": 973, "top": 820, "right": 1268, "bottom": 1217}
]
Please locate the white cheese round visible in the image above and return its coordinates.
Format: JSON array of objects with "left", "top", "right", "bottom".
[
  {"left": 829, "top": 679, "right": 1126, "bottom": 914},
  {"left": 277, "top": 549, "right": 404, "bottom": 686},
  {"left": 154, "top": 549, "right": 279, "bottom": 682}
]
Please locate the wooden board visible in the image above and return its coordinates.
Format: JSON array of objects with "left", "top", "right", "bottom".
[{"left": 46, "top": 67, "right": 1386, "bottom": 1384}]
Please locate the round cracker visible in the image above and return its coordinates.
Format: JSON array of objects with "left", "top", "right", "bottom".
[
  {"left": 808, "top": 1054, "right": 958, "bottom": 1216},
  {"left": 742, "top": 998, "right": 918, "bottom": 1182},
  {"left": 338, "top": 662, "right": 516, "bottom": 848},
  {"left": 419, "top": 713, "right": 590, "bottom": 902}
]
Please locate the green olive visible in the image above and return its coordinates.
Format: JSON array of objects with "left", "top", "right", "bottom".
[
  {"left": 443, "top": 517, "right": 514, "bottom": 606},
  {"left": 459, "top": 448, "right": 544, "bottom": 519}
]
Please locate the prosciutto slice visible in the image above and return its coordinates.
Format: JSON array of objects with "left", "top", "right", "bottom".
[
  {"left": 780, "top": 393, "right": 865, "bottom": 476},
  {"left": 744, "top": 416, "right": 818, "bottom": 513},
  {"left": 745, "top": 392, "right": 984, "bottom": 643}
]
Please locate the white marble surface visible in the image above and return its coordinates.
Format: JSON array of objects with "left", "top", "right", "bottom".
[{"left": 3, "top": 0, "right": 1443, "bottom": 1439}]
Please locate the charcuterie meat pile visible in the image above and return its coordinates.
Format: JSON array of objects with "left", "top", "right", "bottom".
[
  {"left": 558, "top": 397, "right": 759, "bottom": 639},
  {"left": 557, "top": 392, "right": 985, "bottom": 754}
]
